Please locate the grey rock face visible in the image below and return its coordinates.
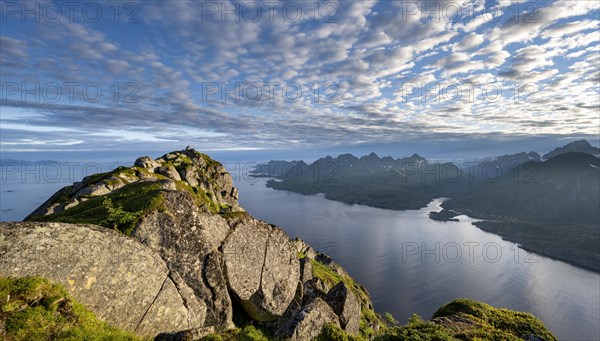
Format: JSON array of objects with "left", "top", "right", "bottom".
[
  {"left": 135, "top": 156, "right": 159, "bottom": 171},
  {"left": 157, "top": 165, "right": 182, "bottom": 181},
  {"left": 133, "top": 190, "right": 233, "bottom": 330},
  {"left": 326, "top": 282, "right": 361, "bottom": 335},
  {"left": 74, "top": 182, "right": 111, "bottom": 198},
  {"left": 0, "top": 222, "right": 203, "bottom": 336},
  {"left": 299, "top": 258, "right": 313, "bottom": 284},
  {"left": 223, "top": 216, "right": 300, "bottom": 321},
  {"left": 276, "top": 298, "right": 340, "bottom": 341}
]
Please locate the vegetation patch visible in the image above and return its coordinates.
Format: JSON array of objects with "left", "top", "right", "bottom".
[
  {"left": 431, "top": 299, "right": 557, "bottom": 341},
  {"left": 33, "top": 181, "right": 165, "bottom": 236},
  {"left": 375, "top": 314, "right": 455, "bottom": 341},
  {"left": 174, "top": 181, "right": 220, "bottom": 213},
  {"left": 317, "top": 323, "right": 365, "bottom": 341},
  {"left": 0, "top": 276, "right": 143, "bottom": 341},
  {"left": 310, "top": 258, "right": 382, "bottom": 340},
  {"left": 199, "top": 325, "right": 273, "bottom": 341}
]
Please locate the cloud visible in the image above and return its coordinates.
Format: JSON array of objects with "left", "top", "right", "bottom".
[{"left": 0, "top": 0, "right": 598, "bottom": 152}]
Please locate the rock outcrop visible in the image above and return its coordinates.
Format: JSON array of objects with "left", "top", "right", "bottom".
[
  {"left": 223, "top": 215, "right": 300, "bottom": 321},
  {"left": 276, "top": 298, "right": 340, "bottom": 340},
  {"left": 326, "top": 282, "right": 361, "bottom": 335},
  {"left": 9, "top": 149, "right": 373, "bottom": 339},
  {"left": 132, "top": 190, "right": 234, "bottom": 329},
  {"left": 26, "top": 148, "right": 242, "bottom": 220},
  {"left": 0, "top": 222, "right": 202, "bottom": 336}
]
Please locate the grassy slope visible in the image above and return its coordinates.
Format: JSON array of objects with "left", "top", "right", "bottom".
[
  {"left": 0, "top": 276, "right": 143, "bottom": 341},
  {"left": 31, "top": 180, "right": 165, "bottom": 236},
  {"left": 315, "top": 298, "right": 556, "bottom": 341}
]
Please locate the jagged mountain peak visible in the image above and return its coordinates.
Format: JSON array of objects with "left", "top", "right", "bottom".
[{"left": 543, "top": 139, "right": 600, "bottom": 160}]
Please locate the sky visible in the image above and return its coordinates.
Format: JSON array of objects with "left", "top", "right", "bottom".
[{"left": 1, "top": 0, "right": 599, "bottom": 160}]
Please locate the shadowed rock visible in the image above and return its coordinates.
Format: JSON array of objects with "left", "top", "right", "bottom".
[
  {"left": 276, "top": 298, "right": 340, "bottom": 340},
  {"left": 326, "top": 282, "right": 361, "bottom": 335}
]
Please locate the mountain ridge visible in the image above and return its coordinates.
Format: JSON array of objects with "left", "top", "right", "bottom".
[{"left": 255, "top": 140, "right": 600, "bottom": 271}]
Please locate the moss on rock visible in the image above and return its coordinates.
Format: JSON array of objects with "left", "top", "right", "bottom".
[
  {"left": 0, "top": 276, "right": 143, "bottom": 341},
  {"left": 310, "top": 258, "right": 382, "bottom": 340},
  {"left": 32, "top": 181, "right": 166, "bottom": 236}
]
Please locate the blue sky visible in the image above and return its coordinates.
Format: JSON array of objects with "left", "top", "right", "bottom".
[{"left": 1, "top": 0, "right": 599, "bottom": 159}]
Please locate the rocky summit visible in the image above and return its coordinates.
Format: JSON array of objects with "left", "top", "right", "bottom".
[
  {"left": 0, "top": 149, "right": 557, "bottom": 340},
  {"left": 2, "top": 149, "right": 378, "bottom": 340}
]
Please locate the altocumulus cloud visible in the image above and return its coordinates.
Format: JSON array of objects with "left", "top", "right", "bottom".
[{"left": 0, "top": 0, "right": 598, "bottom": 152}]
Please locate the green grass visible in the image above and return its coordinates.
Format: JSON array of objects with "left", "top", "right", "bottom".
[
  {"left": 174, "top": 180, "right": 220, "bottom": 213},
  {"left": 310, "top": 258, "right": 382, "bottom": 340},
  {"left": 431, "top": 299, "right": 557, "bottom": 341},
  {"left": 32, "top": 181, "right": 166, "bottom": 236},
  {"left": 0, "top": 276, "right": 143, "bottom": 341},
  {"left": 375, "top": 315, "right": 455, "bottom": 341},
  {"left": 83, "top": 166, "right": 136, "bottom": 185},
  {"left": 317, "top": 323, "right": 364, "bottom": 341},
  {"left": 369, "top": 299, "right": 556, "bottom": 340},
  {"left": 199, "top": 325, "right": 273, "bottom": 341}
]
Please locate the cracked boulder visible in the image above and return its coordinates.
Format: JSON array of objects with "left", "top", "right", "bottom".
[
  {"left": 0, "top": 222, "right": 204, "bottom": 336},
  {"left": 222, "top": 216, "right": 300, "bottom": 321},
  {"left": 132, "top": 190, "right": 234, "bottom": 330},
  {"left": 275, "top": 298, "right": 340, "bottom": 340}
]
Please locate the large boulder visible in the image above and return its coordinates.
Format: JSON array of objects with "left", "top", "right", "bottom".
[
  {"left": 0, "top": 222, "right": 204, "bottom": 336},
  {"left": 275, "top": 298, "right": 340, "bottom": 340},
  {"left": 132, "top": 190, "right": 234, "bottom": 329},
  {"left": 134, "top": 156, "right": 159, "bottom": 171},
  {"left": 223, "top": 215, "right": 300, "bottom": 321},
  {"left": 326, "top": 282, "right": 361, "bottom": 335}
]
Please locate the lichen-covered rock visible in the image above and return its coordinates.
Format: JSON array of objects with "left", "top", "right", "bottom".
[
  {"left": 157, "top": 165, "right": 182, "bottom": 181},
  {"left": 0, "top": 222, "right": 204, "bottom": 336},
  {"left": 74, "top": 182, "right": 111, "bottom": 198},
  {"left": 223, "top": 216, "right": 300, "bottom": 321},
  {"left": 134, "top": 156, "right": 159, "bottom": 171},
  {"left": 303, "top": 278, "right": 329, "bottom": 305},
  {"left": 326, "top": 282, "right": 361, "bottom": 335},
  {"left": 132, "top": 190, "right": 234, "bottom": 330},
  {"left": 275, "top": 298, "right": 340, "bottom": 340},
  {"left": 299, "top": 258, "right": 313, "bottom": 284},
  {"left": 295, "top": 238, "right": 317, "bottom": 260}
]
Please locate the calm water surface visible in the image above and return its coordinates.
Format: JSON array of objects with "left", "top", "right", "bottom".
[
  {"left": 236, "top": 179, "right": 599, "bottom": 341},
  {"left": 2, "top": 166, "right": 598, "bottom": 340}
]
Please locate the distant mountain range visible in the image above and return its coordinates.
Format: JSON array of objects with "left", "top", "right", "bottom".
[
  {"left": 254, "top": 140, "right": 600, "bottom": 271},
  {"left": 542, "top": 139, "right": 600, "bottom": 160}
]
